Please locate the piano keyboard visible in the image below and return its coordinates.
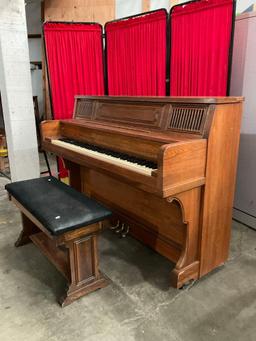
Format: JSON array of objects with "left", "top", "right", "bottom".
[{"left": 51, "top": 138, "right": 157, "bottom": 176}]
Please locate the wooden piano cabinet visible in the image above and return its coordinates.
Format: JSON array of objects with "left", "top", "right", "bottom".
[
  {"left": 41, "top": 96, "right": 244, "bottom": 288},
  {"left": 168, "top": 188, "right": 202, "bottom": 288}
]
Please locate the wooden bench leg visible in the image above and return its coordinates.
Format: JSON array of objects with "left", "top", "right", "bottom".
[
  {"left": 59, "top": 233, "right": 109, "bottom": 307},
  {"left": 15, "top": 213, "right": 39, "bottom": 247}
]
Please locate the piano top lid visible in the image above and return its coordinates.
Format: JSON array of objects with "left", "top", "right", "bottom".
[
  {"left": 71, "top": 95, "right": 244, "bottom": 139},
  {"left": 74, "top": 95, "right": 244, "bottom": 104},
  {"left": 60, "top": 118, "right": 199, "bottom": 143}
]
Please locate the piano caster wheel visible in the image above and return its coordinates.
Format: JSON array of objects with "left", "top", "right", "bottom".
[
  {"left": 180, "top": 279, "right": 194, "bottom": 290},
  {"left": 115, "top": 223, "right": 125, "bottom": 234},
  {"left": 110, "top": 220, "right": 120, "bottom": 231},
  {"left": 121, "top": 225, "right": 130, "bottom": 238}
]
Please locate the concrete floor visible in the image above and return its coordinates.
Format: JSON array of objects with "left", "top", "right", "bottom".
[{"left": 0, "top": 175, "right": 256, "bottom": 341}]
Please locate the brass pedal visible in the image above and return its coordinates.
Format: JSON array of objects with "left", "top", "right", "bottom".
[
  {"left": 115, "top": 223, "right": 125, "bottom": 234},
  {"left": 121, "top": 225, "right": 130, "bottom": 238},
  {"left": 109, "top": 220, "right": 120, "bottom": 231}
]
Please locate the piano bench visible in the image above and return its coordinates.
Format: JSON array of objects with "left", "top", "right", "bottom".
[{"left": 5, "top": 176, "right": 112, "bottom": 307}]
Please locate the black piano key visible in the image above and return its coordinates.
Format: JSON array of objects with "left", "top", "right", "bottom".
[{"left": 59, "top": 138, "right": 157, "bottom": 169}]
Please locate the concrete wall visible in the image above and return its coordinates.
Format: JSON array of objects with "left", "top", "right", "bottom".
[
  {"left": 26, "top": 1, "right": 43, "bottom": 117},
  {"left": 0, "top": 0, "right": 40, "bottom": 180}
]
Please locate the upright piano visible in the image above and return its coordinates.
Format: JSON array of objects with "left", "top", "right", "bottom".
[{"left": 41, "top": 96, "right": 243, "bottom": 288}]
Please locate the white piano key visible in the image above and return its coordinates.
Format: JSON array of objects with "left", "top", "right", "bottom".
[{"left": 51, "top": 139, "right": 156, "bottom": 176}]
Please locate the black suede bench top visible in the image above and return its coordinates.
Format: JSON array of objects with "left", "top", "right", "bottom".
[{"left": 5, "top": 176, "right": 112, "bottom": 236}]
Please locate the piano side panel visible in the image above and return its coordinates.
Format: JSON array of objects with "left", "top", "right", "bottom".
[
  {"left": 200, "top": 101, "right": 243, "bottom": 276},
  {"left": 158, "top": 139, "right": 207, "bottom": 197},
  {"left": 79, "top": 168, "right": 186, "bottom": 263},
  {"left": 40, "top": 120, "right": 61, "bottom": 139}
]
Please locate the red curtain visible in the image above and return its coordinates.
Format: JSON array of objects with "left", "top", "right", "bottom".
[
  {"left": 106, "top": 10, "right": 167, "bottom": 96},
  {"left": 170, "top": 0, "right": 234, "bottom": 96},
  {"left": 44, "top": 22, "right": 105, "bottom": 177},
  {"left": 44, "top": 22, "right": 104, "bottom": 119}
]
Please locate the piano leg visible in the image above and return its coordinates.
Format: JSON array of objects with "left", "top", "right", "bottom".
[
  {"left": 170, "top": 262, "right": 200, "bottom": 289},
  {"left": 64, "top": 160, "right": 82, "bottom": 192},
  {"left": 65, "top": 160, "right": 92, "bottom": 196},
  {"left": 168, "top": 187, "right": 202, "bottom": 288}
]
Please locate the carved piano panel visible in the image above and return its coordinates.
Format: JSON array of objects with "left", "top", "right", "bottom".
[
  {"left": 168, "top": 103, "right": 214, "bottom": 137},
  {"left": 73, "top": 98, "right": 94, "bottom": 119},
  {"left": 94, "top": 100, "right": 169, "bottom": 129}
]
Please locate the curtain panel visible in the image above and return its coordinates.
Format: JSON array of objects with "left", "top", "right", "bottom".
[
  {"left": 43, "top": 22, "right": 105, "bottom": 120},
  {"left": 170, "top": 0, "right": 234, "bottom": 96},
  {"left": 43, "top": 22, "right": 105, "bottom": 177},
  {"left": 105, "top": 9, "right": 167, "bottom": 96}
]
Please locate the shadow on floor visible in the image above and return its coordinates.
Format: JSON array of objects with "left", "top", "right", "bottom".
[{"left": 100, "top": 229, "right": 175, "bottom": 292}]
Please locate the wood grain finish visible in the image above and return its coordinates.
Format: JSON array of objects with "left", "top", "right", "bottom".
[
  {"left": 30, "top": 232, "right": 70, "bottom": 280},
  {"left": 15, "top": 213, "right": 40, "bottom": 247},
  {"left": 11, "top": 195, "right": 109, "bottom": 307},
  {"left": 82, "top": 168, "right": 202, "bottom": 288},
  {"left": 72, "top": 96, "right": 218, "bottom": 137},
  {"left": 44, "top": 0, "right": 115, "bottom": 24},
  {"left": 60, "top": 121, "right": 163, "bottom": 161},
  {"left": 41, "top": 96, "right": 243, "bottom": 288},
  {"left": 87, "top": 170, "right": 186, "bottom": 247},
  {"left": 200, "top": 102, "right": 243, "bottom": 276},
  {"left": 40, "top": 120, "right": 60, "bottom": 140},
  {"left": 168, "top": 103, "right": 215, "bottom": 137},
  {"left": 61, "top": 231, "right": 108, "bottom": 307},
  {"left": 158, "top": 139, "right": 207, "bottom": 197}
]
